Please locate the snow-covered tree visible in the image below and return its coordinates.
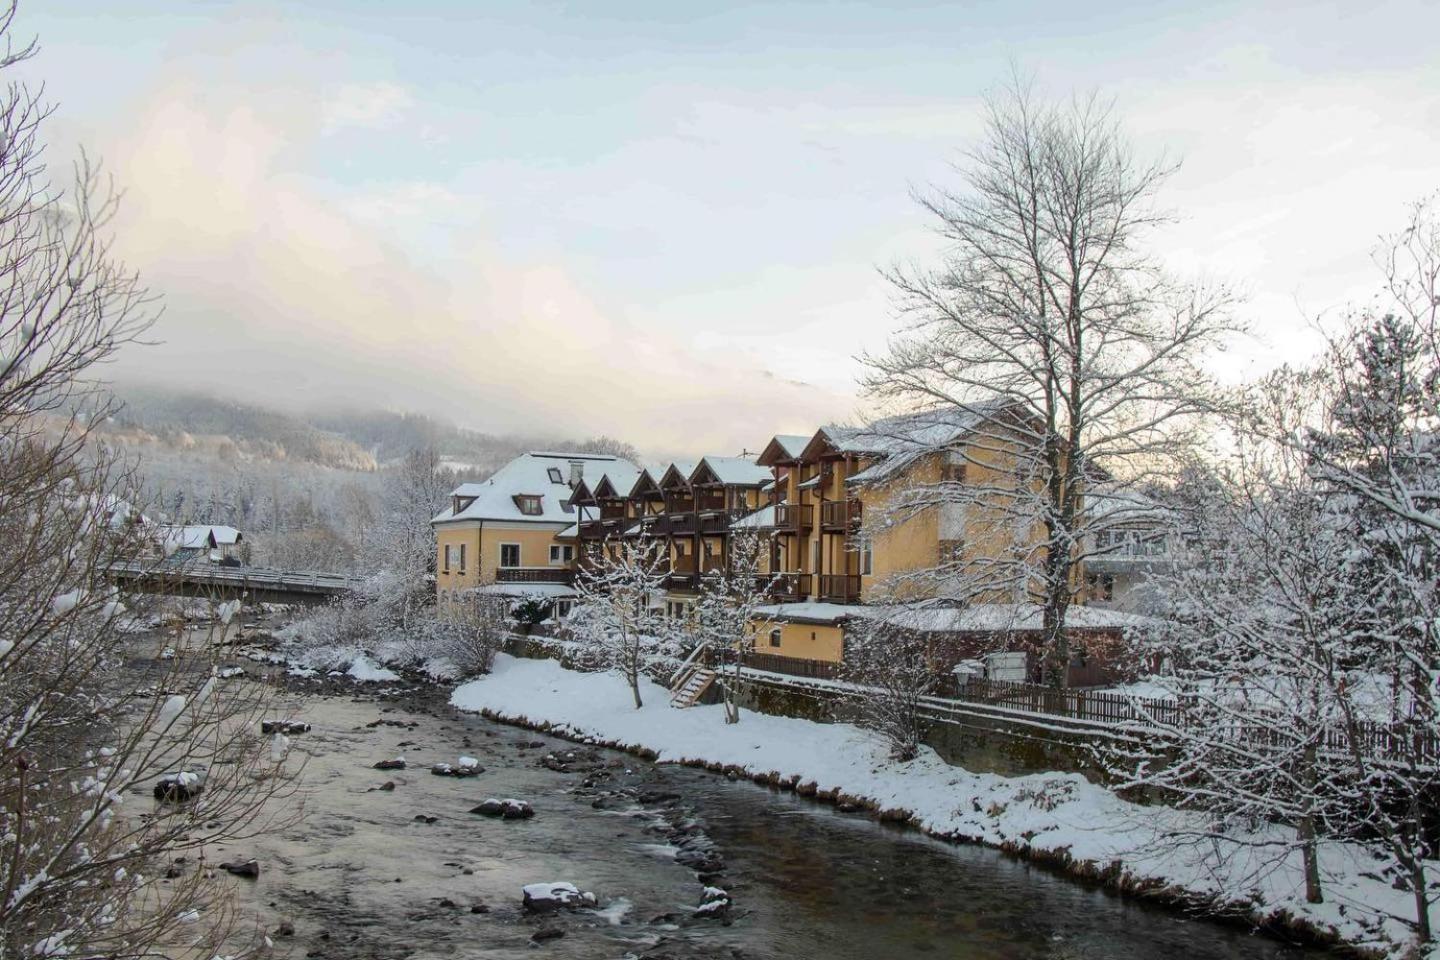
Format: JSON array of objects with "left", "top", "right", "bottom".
[
  {"left": 0, "top": 14, "right": 288, "bottom": 957},
  {"left": 363, "top": 446, "right": 447, "bottom": 629},
  {"left": 569, "top": 541, "right": 679, "bottom": 709},
  {"left": 837, "top": 615, "right": 944, "bottom": 762},
  {"left": 1114, "top": 370, "right": 1358, "bottom": 907},
  {"left": 691, "top": 528, "right": 776, "bottom": 724},
  {"left": 860, "top": 76, "right": 1235, "bottom": 687}
]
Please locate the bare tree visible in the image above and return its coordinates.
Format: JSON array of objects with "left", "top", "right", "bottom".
[
  {"left": 861, "top": 76, "right": 1235, "bottom": 687},
  {"left": 0, "top": 8, "right": 295, "bottom": 955},
  {"left": 837, "top": 615, "right": 943, "bottom": 762},
  {"left": 692, "top": 527, "right": 776, "bottom": 724},
  {"left": 569, "top": 540, "right": 678, "bottom": 709},
  {"left": 364, "top": 446, "right": 446, "bottom": 630}
]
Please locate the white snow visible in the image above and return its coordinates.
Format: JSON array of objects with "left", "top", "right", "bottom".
[
  {"left": 346, "top": 657, "right": 399, "bottom": 683},
  {"left": 454, "top": 654, "right": 1436, "bottom": 958},
  {"left": 155, "top": 695, "right": 186, "bottom": 730}
]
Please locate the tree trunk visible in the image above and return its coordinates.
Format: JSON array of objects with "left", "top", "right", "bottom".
[
  {"left": 1300, "top": 743, "right": 1323, "bottom": 904},
  {"left": 629, "top": 669, "right": 643, "bottom": 710}
]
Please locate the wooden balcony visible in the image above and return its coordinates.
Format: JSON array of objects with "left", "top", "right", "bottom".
[
  {"left": 664, "top": 495, "right": 695, "bottom": 515},
  {"left": 759, "top": 572, "right": 810, "bottom": 601},
  {"left": 817, "top": 573, "right": 861, "bottom": 603},
  {"left": 774, "top": 503, "right": 812, "bottom": 534},
  {"left": 496, "top": 567, "right": 575, "bottom": 585},
  {"left": 820, "top": 498, "right": 862, "bottom": 532},
  {"left": 693, "top": 490, "right": 728, "bottom": 514},
  {"left": 666, "top": 572, "right": 700, "bottom": 591}
]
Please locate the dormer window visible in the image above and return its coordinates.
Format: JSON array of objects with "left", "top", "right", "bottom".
[
  {"left": 453, "top": 495, "right": 476, "bottom": 515},
  {"left": 547, "top": 467, "right": 564, "bottom": 484},
  {"left": 513, "top": 494, "right": 543, "bottom": 516}
]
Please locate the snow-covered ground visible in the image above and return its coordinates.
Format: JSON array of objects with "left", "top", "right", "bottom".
[{"left": 454, "top": 654, "right": 1433, "bottom": 958}]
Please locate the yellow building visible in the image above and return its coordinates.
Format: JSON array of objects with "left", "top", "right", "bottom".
[{"left": 431, "top": 451, "right": 637, "bottom": 613}]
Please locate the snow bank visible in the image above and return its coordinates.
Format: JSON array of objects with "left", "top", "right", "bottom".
[
  {"left": 454, "top": 654, "right": 1431, "bottom": 958},
  {"left": 346, "top": 656, "right": 399, "bottom": 683}
]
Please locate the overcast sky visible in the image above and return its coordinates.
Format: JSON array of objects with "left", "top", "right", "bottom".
[{"left": 19, "top": 1, "right": 1440, "bottom": 457}]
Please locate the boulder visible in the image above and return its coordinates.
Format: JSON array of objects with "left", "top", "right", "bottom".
[
  {"left": 521, "top": 882, "right": 596, "bottom": 913},
  {"left": 219, "top": 859, "right": 260, "bottom": 879},
  {"left": 694, "top": 886, "right": 730, "bottom": 918},
  {"left": 261, "top": 720, "right": 311, "bottom": 735},
  {"left": 153, "top": 771, "right": 206, "bottom": 803},
  {"left": 372, "top": 757, "right": 406, "bottom": 771},
  {"left": 530, "top": 927, "right": 565, "bottom": 943},
  {"left": 471, "top": 798, "right": 534, "bottom": 820},
  {"left": 431, "top": 756, "right": 483, "bottom": 778}
]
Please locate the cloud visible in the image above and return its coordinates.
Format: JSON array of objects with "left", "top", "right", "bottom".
[
  {"left": 97, "top": 74, "right": 853, "bottom": 457},
  {"left": 322, "top": 81, "right": 413, "bottom": 133}
]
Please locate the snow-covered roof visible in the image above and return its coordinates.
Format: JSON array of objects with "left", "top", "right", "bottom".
[
  {"left": 753, "top": 602, "right": 865, "bottom": 625},
  {"left": 694, "top": 455, "right": 771, "bottom": 487},
  {"left": 159, "top": 524, "right": 242, "bottom": 551},
  {"left": 467, "top": 582, "right": 578, "bottom": 600},
  {"left": 857, "top": 603, "right": 1156, "bottom": 633},
  {"left": 730, "top": 504, "right": 775, "bottom": 530},
  {"left": 659, "top": 460, "right": 698, "bottom": 489},
  {"left": 594, "top": 465, "right": 642, "bottom": 499},
  {"left": 433, "top": 452, "right": 636, "bottom": 525},
  {"left": 837, "top": 401, "right": 1018, "bottom": 486}
]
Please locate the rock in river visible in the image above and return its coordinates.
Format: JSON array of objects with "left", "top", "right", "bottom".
[
  {"left": 471, "top": 797, "right": 534, "bottom": 819},
  {"left": 153, "top": 770, "right": 206, "bottom": 803},
  {"left": 521, "top": 882, "right": 596, "bottom": 913}
]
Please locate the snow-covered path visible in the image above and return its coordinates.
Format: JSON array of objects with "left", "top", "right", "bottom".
[{"left": 454, "top": 654, "right": 1435, "bottom": 959}]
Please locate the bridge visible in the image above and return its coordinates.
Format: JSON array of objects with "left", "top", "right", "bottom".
[{"left": 106, "top": 560, "right": 367, "bottom": 605}]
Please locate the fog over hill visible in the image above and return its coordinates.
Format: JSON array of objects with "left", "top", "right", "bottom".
[{"left": 97, "top": 385, "right": 641, "bottom": 571}]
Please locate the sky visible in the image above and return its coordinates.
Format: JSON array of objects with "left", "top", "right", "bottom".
[{"left": 17, "top": 0, "right": 1440, "bottom": 458}]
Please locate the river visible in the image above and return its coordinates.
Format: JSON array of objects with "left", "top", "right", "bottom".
[{"left": 218, "top": 680, "right": 1334, "bottom": 960}]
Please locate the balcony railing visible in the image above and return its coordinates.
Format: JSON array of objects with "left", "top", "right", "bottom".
[
  {"left": 774, "top": 503, "right": 813, "bottom": 533},
  {"left": 817, "top": 573, "right": 861, "bottom": 603},
  {"left": 666, "top": 572, "right": 700, "bottom": 591},
  {"left": 665, "top": 495, "right": 695, "bottom": 515},
  {"left": 820, "top": 498, "right": 862, "bottom": 531},
  {"left": 496, "top": 567, "right": 575, "bottom": 584},
  {"left": 758, "top": 572, "right": 810, "bottom": 601}
]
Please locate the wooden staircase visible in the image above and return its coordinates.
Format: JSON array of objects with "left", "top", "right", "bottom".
[{"left": 669, "top": 665, "right": 716, "bottom": 708}]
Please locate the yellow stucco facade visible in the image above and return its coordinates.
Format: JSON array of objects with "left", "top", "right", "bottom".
[{"left": 434, "top": 521, "right": 572, "bottom": 594}]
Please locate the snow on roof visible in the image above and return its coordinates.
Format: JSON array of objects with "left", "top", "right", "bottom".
[
  {"left": 659, "top": 460, "right": 698, "bottom": 488},
  {"left": 433, "top": 452, "right": 636, "bottom": 525},
  {"left": 730, "top": 504, "right": 775, "bottom": 530},
  {"left": 773, "top": 435, "right": 809, "bottom": 459},
  {"left": 753, "top": 602, "right": 865, "bottom": 625},
  {"left": 694, "top": 455, "right": 771, "bottom": 487},
  {"left": 595, "top": 465, "right": 642, "bottom": 499},
  {"left": 158, "top": 524, "right": 242, "bottom": 551},
  {"left": 467, "top": 582, "right": 578, "bottom": 600},
  {"left": 858, "top": 603, "right": 1156, "bottom": 633},
  {"left": 838, "top": 401, "right": 1017, "bottom": 486}
]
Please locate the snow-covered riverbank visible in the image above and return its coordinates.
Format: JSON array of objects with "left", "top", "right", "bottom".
[{"left": 453, "top": 654, "right": 1434, "bottom": 959}]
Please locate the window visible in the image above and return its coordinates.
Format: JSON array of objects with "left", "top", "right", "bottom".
[
  {"left": 547, "top": 467, "right": 564, "bottom": 483},
  {"left": 513, "top": 494, "right": 543, "bottom": 516},
  {"left": 768, "top": 627, "right": 782, "bottom": 648},
  {"left": 941, "top": 462, "right": 968, "bottom": 484},
  {"left": 560, "top": 498, "right": 575, "bottom": 514},
  {"left": 458, "top": 543, "right": 466, "bottom": 573},
  {"left": 549, "top": 544, "right": 574, "bottom": 564},
  {"left": 555, "top": 600, "right": 573, "bottom": 619},
  {"left": 860, "top": 542, "right": 874, "bottom": 576},
  {"left": 500, "top": 543, "right": 521, "bottom": 568},
  {"left": 442, "top": 545, "right": 452, "bottom": 573},
  {"left": 938, "top": 538, "right": 964, "bottom": 565}
]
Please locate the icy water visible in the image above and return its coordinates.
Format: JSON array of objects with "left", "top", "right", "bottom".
[{"left": 219, "top": 683, "right": 1334, "bottom": 960}]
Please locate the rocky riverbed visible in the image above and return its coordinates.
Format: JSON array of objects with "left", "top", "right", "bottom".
[{"left": 136, "top": 615, "right": 1334, "bottom": 960}]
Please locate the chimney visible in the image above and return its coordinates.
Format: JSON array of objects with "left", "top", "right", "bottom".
[{"left": 568, "top": 460, "right": 584, "bottom": 487}]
